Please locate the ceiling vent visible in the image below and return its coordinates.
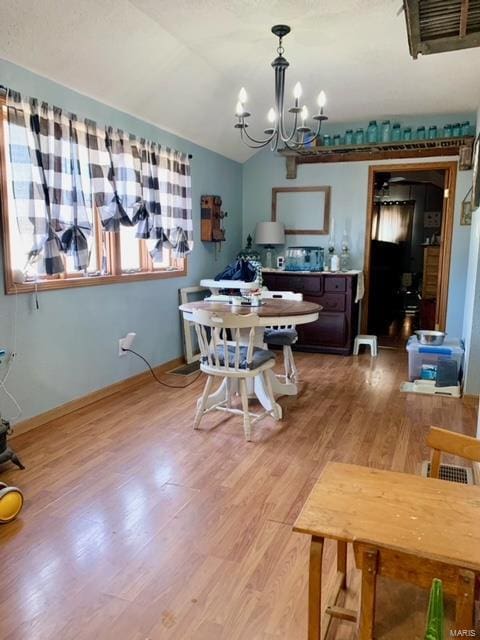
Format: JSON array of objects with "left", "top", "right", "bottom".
[{"left": 404, "top": 0, "right": 480, "bottom": 58}]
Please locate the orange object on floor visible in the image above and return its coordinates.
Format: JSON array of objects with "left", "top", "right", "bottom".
[{"left": 0, "top": 482, "right": 23, "bottom": 523}]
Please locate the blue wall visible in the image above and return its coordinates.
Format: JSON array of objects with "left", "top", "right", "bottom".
[
  {"left": 243, "top": 115, "right": 475, "bottom": 339},
  {"left": 0, "top": 59, "right": 243, "bottom": 424},
  {"left": 1, "top": 58, "right": 477, "bottom": 425},
  {"left": 463, "top": 106, "right": 480, "bottom": 398}
]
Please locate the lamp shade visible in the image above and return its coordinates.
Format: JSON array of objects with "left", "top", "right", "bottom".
[{"left": 255, "top": 221, "right": 285, "bottom": 246}]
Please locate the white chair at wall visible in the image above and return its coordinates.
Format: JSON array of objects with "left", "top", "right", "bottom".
[
  {"left": 191, "top": 309, "right": 281, "bottom": 442},
  {"left": 261, "top": 290, "right": 303, "bottom": 383}
]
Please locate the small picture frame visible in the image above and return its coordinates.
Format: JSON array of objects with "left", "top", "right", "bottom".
[
  {"left": 424, "top": 211, "right": 441, "bottom": 228},
  {"left": 461, "top": 200, "right": 473, "bottom": 226},
  {"left": 472, "top": 133, "right": 480, "bottom": 209}
]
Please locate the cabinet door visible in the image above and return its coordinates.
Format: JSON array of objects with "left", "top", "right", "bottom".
[
  {"left": 262, "top": 274, "right": 277, "bottom": 290},
  {"left": 298, "top": 310, "right": 347, "bottom": 347},
  {"left": 280, "top": 276, "right": 304, "bottom": 292},
  {"left": 316, "top": 293, "right": 346, "bottom": 313}
]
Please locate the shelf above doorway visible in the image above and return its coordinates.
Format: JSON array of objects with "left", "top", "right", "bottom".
[{"left": 278, "top": 135, "right": 475, "bottom": 179}]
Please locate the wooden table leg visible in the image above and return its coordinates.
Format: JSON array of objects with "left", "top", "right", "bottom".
[
  {"left": 308, "top": 536, "right": 324, "bottom": 640},
  {"left": 358, "top": 548, "right": 378, "bottom": 640},
  {"left": 455, "top": 569, "right": 475, "bottom": 630},
  {"left": 323, "top": 540, "right": 356, "bottom": 635},
  {"left": 337, "top": 540, "right": 347, "bottom": 589}
]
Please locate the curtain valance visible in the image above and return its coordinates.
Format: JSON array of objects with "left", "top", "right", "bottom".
[{"left": 3, "top": 87, "right": 193, "bottom": 275}]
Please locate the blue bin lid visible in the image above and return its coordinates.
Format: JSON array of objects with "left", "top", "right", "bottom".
[{"left": 406, "top": 335, "right": 464, "bottom": 355}]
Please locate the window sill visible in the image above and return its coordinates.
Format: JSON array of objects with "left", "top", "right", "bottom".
[{"left": 4, "top": 265, "right": 187, "bottom": 295}]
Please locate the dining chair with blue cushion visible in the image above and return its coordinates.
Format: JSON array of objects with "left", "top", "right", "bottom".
[
  {"left": 191, "top": 309, "right": 281, "bottom": 441},
  {"left": 261, "top": 290, "right": 302, "bottom": 383}
]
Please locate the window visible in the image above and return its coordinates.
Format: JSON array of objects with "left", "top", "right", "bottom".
[
  {"left": 372, "top": 201, "right": 414, "bottom": 244},
  {"left": 0, "top": 90, "right": 191, "bottom": 294}
]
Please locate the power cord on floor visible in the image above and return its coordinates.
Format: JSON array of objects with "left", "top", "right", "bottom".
[
  {"left": 0, "top": 284, "right": 22, "bottom": 422},
  {"left": 121, "top": 347, "right": 203, "bottom": 388}
]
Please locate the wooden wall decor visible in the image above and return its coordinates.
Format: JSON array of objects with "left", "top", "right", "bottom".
[
  {"left": 279, "top": 136, "right": 474, "bottom": 179},
  {"left": 461, "top": 187, "right": 473, "bottom": 226},
  {"left": 200, "top": 195, "right": 227, "bottom": 242},
  {"left": 271, "top": 186, "right": 331, "bottom": 235}
]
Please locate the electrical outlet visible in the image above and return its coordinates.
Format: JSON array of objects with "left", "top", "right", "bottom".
[{"left": 118, "top": 332, "right": 136, "bottom": 356}]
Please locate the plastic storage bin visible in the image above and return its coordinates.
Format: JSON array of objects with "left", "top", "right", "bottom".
[{"left": 406, "top": 336, "right": 464, "bottom": 382}]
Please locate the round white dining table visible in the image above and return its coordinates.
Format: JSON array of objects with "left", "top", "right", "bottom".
[{"left": 179, "top": 298, "right": 321, "bottom": 418}]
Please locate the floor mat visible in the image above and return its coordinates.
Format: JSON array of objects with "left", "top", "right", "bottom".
[{"left": 167, "top": 361, "right": 201, "bottom": 376}]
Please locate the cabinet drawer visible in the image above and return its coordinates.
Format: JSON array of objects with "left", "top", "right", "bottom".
[
  {"left": 303, "top": 276, "right": 323, "bottom": 295},
  {"left": 262, "top": 274, "right": 278, "bottom": 290},
  {"left": 272, "top": 275, "right": 304, "bottom": 292},
  {"left": 325, "top": 277, "right": 346, "bottom": 292},
  {"left": 317, "top": 293, "right": 346, "bottom": 313}
]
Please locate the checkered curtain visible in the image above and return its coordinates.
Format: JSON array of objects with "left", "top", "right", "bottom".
[
  {"left": 102, "top": 133, "right": 193, "bottom": 258},
  {"left": 99, "top": 127, "right": 141, "bottom": 231},
  {"left": 155, "top": 146, "right": 193, "bottom": 259},
  {"left": 5, "top": 90, "right": 101, "bottom": 274},
  {"left": 4, "top": 88, "right": 193, "bottom": 275}
]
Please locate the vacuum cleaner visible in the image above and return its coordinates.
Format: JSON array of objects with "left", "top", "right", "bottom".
[{"left": 0, "top": 418, "right": 24, "bottom": 523}]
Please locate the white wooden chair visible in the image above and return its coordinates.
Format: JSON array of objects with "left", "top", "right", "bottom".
[
  {"left": 191, "top": 309, "right": 280, "bottom": 441},
  {"left": 261, "top": 290, "right": 303, "bottom": 383}
]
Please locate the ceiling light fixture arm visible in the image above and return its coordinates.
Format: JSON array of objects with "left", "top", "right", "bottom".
[{"left": 239, "top": 126, "right": 277, "bottom": 149}]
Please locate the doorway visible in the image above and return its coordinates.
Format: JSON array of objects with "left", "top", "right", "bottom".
[{"left": 362, "top": 162, "right": 457, "bottom": 347}]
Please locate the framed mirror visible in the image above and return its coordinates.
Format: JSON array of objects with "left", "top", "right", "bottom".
[{"left": 271, "top": 186, "right": 331, "bottom": 235}]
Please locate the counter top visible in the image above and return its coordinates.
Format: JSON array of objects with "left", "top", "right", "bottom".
[{"left": 262, "top": 269, "right": 362, "bottom": 276}]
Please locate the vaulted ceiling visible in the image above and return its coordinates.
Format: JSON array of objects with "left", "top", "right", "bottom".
[{"left": 1, "top": 0, "right": 480, "bottom": 162}]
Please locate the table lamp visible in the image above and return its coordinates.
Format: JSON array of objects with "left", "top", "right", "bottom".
[{"left": 254, "top": 221, "right": 285, "bottom": 268}]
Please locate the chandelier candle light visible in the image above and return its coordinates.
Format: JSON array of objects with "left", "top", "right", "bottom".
[{"left": 234, "top": 25, "right": 328, "bottom": 151}]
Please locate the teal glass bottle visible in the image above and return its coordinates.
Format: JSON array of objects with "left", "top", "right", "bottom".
[
  {"left": 367, "top": 120, "right": 378, "bottom": 143},
  {"left": 344, "top": 129, "right": 354, "bottom": 145},
  {"left": 403, "top": 127, "right": 412, "bottom": 141},
  {"left": 461, "top": 121, "right": 471, "bottom": 136},
  {"left": 354, "top": 128, "right": 365, "bottom": 144},
  {"left": 452, "top": 122, "right": 461, "bottom": 137},
  {"left": 391, "top": 124, "right": 401, "bottom": 141},
  {"left": 416, "top": 126, "right": 426, "bottom": 140},
  {"left": 381, "top": 120, "right": 391, "bottom": 142},
  {"left": 428, "top": 125, "right": 437, "bottom": 140},
  {"left": 443, "top": 124, "right": 452, "bottom": 138}
]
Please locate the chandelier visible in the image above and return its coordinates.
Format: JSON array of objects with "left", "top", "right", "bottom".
[{"left": 234, "top": 25, "right": 328, "bottom": 151}]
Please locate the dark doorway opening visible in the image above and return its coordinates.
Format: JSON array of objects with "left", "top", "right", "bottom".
[{"left": 366, "top": 168, "right": 447, "bottom": 348}]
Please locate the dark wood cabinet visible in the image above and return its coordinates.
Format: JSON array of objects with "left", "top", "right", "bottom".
[{"left": 262, "top": 271, "right": 359, "bottom": 355}]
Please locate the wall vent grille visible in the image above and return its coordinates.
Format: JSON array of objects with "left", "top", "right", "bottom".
[
  {"left": 421, "top": 460, "right": 473, "bottom": 484},
  {"left": 404, "top": 0, "right": 480, "bottom": 58}
]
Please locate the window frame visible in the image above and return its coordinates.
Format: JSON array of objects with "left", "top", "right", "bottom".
[{"left": 0, "top": 97, "right": 186, "bottom": 295}]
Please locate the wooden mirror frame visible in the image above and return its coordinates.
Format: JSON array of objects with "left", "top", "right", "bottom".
[{"left": 271, "top": 186, "right": 331, "bottom": 235}]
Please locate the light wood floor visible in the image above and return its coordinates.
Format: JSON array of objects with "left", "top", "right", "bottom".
[{"left": 0, "top": 350, "right": 477, "bottom": 640}]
